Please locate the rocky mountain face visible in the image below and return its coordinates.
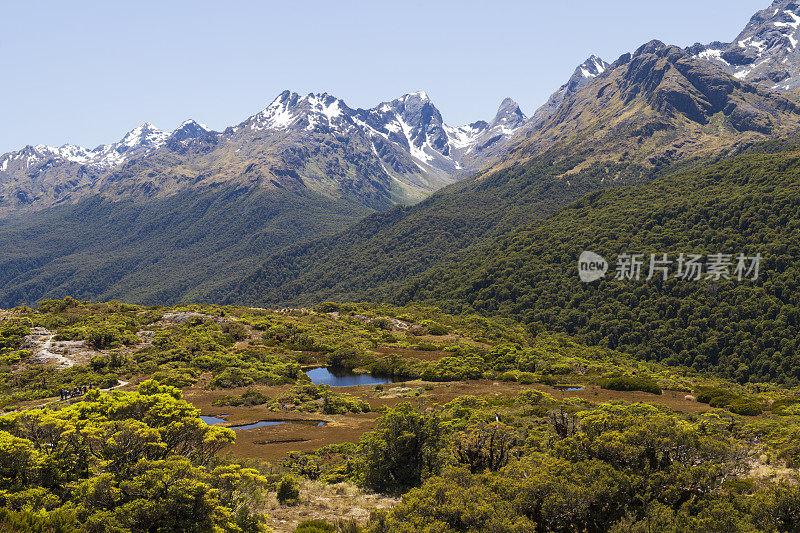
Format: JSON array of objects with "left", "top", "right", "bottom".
[
  {"left": 510, "top": 39, "right": 800, "bottom": 172},
  {"left": 531, "top": 54, "right": 609, "bottom": 126},
  {"left": 0, "top": 120, "right": 213, "bottom": 216},
  {"left": 0, "top": 92, "right": 527, "bottom": 216},
  {"left": 688, "top": 0, "right": 800, "bottom": 91}
]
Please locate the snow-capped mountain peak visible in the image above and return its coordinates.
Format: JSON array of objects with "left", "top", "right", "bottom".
[
  {"left": 0, "top": 89, "right": 529, "bottom": 208},
  {"left": 119, "top": 122, "right": 169, "bottom": 149},
  {"left": 171, "top": 120, "right": 213, "bottom": 141},
  {"left": 580, "top": 54, "right": 607, "bottom": 79},
  {"left": 530, "top": 54, "right": 610, "bottom": 127},
  {"left": 405, "top": 90, "right": 429, "bottom": 101},
  {"left": 0, "top": 122, "right": 176, "bottom": 173},
  {"left": 489, "top": 98, "right": 526, "bottom": 132},
  {"left": 689, "top": 0, "right": 800, "bottom": 90},
  {"left": 246, "top": 91, "right": 354, "bottom": 132}
]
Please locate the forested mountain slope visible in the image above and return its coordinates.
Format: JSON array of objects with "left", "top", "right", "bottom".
[
  {"left": 225, "top": 41, "right": 800, "bottom": 308},
  {"left": 400, "top": 150, "right": 800, "bottom": 384},
  {"left": 0, "top": 187, "right": 371, "bottom": 307}
]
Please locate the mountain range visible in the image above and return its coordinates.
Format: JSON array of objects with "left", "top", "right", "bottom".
[
  {"left": 223, "top": 37, "right": 800, "bottom": 307},
  {"left": 2, "top": 0, "right": 800, "bottom": 315},
  {"left": 0, "top": 90, "right": 529, "bottom": 216}
]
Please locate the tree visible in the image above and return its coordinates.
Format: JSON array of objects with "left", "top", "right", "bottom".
[
  {"left": 356, "top": 403, "right": 444, "bottom": 495},
  {"left": 453, "top": 422, "right": 519, "bottom": 473}
]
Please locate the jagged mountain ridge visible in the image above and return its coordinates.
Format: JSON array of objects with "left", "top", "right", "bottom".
[
  {"left": 689, "top": 0, "right": 800, "bottom": 91},
  {"left": 507, "top": 39, "right": 800, "bottom": 174},
  {"left": 0, "top": 91, "right": 528, "bottom": 216},
  {"left": 531, "top": 54, "right": 610, "bottom": 126},
  {"left": 6, "top": 121, "right": 209, "bottom": 171}
]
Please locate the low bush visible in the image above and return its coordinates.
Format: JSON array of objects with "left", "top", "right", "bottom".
[
  {"left": 728, "top": 400, "right": 763, "bottom": 416},
  {"left": 277, "top": 475, "right": 300, "bottom": 505},
  {"left": 599, "top": 375, "right": 662, "bottom": 395},
  {"left": 213, "top": 388, "right": 271, "bottom": 407},
  {"left": 425, "top": 322, "right": 450, "bottom": 336},
  {"left": 538, "top": 374, "right": 557, "bottom": 386}
]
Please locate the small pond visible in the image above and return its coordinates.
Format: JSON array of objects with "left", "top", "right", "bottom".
[
  {"left": 306, "top": 367, "right": 394, "bottom": 387},
  {"left": 199, "top": 415, "right": 229, "bottom": 425},
  {"left": 230, "top": 420, "right": 327, "bottom": 431},
  {"left": 230, "top": 420, "right": 286, "bottom": 431},
  {"left": 552, "top": 386, "right": 585, "bottom": 392}
]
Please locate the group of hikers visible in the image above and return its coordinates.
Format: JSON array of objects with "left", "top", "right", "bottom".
[{"left": 59, "top": 384, "right": 94, "bottom": 401}]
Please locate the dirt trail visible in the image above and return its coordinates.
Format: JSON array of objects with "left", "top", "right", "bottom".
[
  {"left": 10, "top": 379, "right": 133, "bottom": 413},
  {"left": 36, "top": 332, "right": 74, "bottom": 368}
]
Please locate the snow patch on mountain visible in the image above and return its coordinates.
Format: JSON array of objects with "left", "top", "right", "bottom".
[
  {"left": 0, "top": 118, "right": 218, "bottom": 174},
  {"left": 689, "top": 1, "right": 800, "bottom": 91},
  {"left": 444, "top": 124, "right": 483, "bottom": 150},
  {"left": 580, "top": 55, "right": 607, "bottom": 78},
  {"left": 0, "top": 88, "right": 528, "bottom": 192}
]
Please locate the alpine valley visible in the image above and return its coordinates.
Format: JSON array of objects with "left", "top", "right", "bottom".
[{"left": 0, "top": 90, "right": 531, "bottom": 305}]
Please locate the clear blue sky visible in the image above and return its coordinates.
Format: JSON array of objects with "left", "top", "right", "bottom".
[{"left": 0, "top": 0, "right": 768, "bottom": 154}]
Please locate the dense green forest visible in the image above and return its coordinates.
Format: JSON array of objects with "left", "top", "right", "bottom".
[
  {"left": 397, "top": 150, "right": 800, "bottom": 385},
  {"left": 0, "top": 186, "right": 371, "bottom": 308}
]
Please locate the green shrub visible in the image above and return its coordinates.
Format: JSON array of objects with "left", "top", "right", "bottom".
[
  {"left": 221, "top": 321, "right": 249, "bottom": 341},
  {"left": 771, "top": 397, "right": 800, "bottom": 415},
  {"left": 277, "top": 475, "right": 300, "bottom": 505},
  {"left": 151, "top": 370, "right": 197, "bottom": 388},
  {"left": 371, "top": 318, "right": 391, "bottom": 330},
  {"left": 273, "top": 384, "right": 368, "bottom": 414},
  {"left": 426, "top": 323, "right": 449, "bottom": 336},
  {"left": 293, "top": 519, "right": 335, "bottom": 532},
  {"left": 323, "top": 391, "right": 370, "bottom": 414},
  {"left": 213, "top": 388, "right": 271, "bottom": 407},
  {"left": 314, "top": 302, "right": 341, "bottom": 313},
  {"left": 538, "top": 374, "right": 557, "bottom": 386},
  {"left": 516, "top": 389, "right": 555, "bottom": 406},
  {"left": 696, "top": 388, "right": 738, "bottom": 407},
  {"left": 208, "top": 367, "right": 255, "bottom": 389},
  {"left": 356, "top": 403, "right": 444, "bottom": 495},
  {"left": 548, "top": 364, "right": 573, "bottom": 376},
  {"left": 86, "top": 327, "right": 127, "bottom": 349},
  {"left": 0, "top": 350, "right": 30, "bottom": 365},
  {"left": 0, "top": 323, "right": 31, "bottom": 352},
  {"left": 327, "top": 346, "right": 362, "bottom": 368},
  {"left": 599, "top": 375, "right": 662, "bottom": 395},
  {"left": 728, "top": 400, "right": 763, "bottom": 416},
  {"left": 518, "top": 372, "right": 536, "bottom": 385}
]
